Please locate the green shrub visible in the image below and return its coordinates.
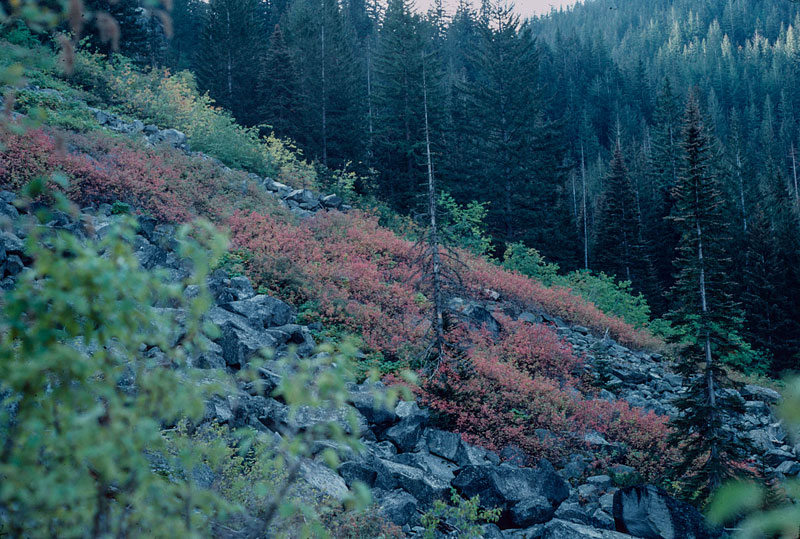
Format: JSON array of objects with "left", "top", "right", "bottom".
[
  {"left": 439, "top": 191, "right": 493, "bottom": 257},
  {"left": 110, "top": 200, "right": 131, "bottom": 214},
  {"left": 421, "top": 488, "right": 501, "bottom": 539},
  {"left": 69, "top": 52, "right": 284, "bottom": 177},
  {"left": 0, "top": 203, "right": 230, "bottom": 536},
  {"left": 561, "top": 270, "right": 652, "bottom": 329},
  {"left": 502, "top": 241, "right": 561, "bottom": 286}
]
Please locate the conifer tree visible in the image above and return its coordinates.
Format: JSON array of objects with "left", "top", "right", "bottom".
[
  {"left": 667, "top": 92, "right": 749, "bottom": 500},
  {"left": 195, "top": 0, "right": 264, "bottom": 126},
  {"left": 372, "top": 0, "right": 427, "bottom": 211},
  {"left": 284, "top": 0, "right": 363, "bottom": 169},
  {"left": 468, "top": 0, "right": 538, "bottom": 243},
  {"left": 593, "top": 141, "right": 653, "bottom": 291},
  {"left": 259, "top": 24, "right": 303, "bottom": 142}
]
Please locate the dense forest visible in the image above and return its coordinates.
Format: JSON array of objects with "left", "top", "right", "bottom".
[{"left": 88, "top": 0, "right": 800, "bottom": 377}]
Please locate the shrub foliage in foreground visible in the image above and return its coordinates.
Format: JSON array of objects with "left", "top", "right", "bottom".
[{"left": 0, "top": 194, "right": 385, "bottom": 537}]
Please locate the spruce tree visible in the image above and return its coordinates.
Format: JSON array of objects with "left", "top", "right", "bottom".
[
  {"left": 284, "top": 0, "right": 363, "bottom": 169},
  {"left": 593, "top": 141, "right": 653, "bottom": 291},
  {"left": 195, "top": 0, "right": 264, "bottom": 126},
  {"left": 258, "top": 24, "right": 303, "bottom": 142},
  {"left": 667, "top": 92, "right": 749, "bottom": 500},
  {"left": 371, "top": 0, "right": 427, "bottom": 212},
  {"left": 468, "top": 0, "right": 539, "bottom": 244}
]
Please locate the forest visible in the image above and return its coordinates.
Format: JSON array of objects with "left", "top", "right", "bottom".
[{"left": 86, "top": 0, "right": 800, "bottom": 377}]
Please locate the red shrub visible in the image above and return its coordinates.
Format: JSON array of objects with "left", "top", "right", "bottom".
[{"left": 0, "top": 125, "right": 674, "bottom": 479}]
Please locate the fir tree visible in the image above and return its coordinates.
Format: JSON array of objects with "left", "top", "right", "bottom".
[
  {"left": 667, "top": 92, "right": 749, "bottom": 500},
  {"left": 593, "top": 140, "right": 653, "bottom": 292},
  {"left": 258, "top": 24, "right": 302, "bottom": 142},
  {"left": 284, "top": 0, "right": 363, "bottom": 169},
  {"left": 195, "top": 0, "right": 264, "bottom": 126}
]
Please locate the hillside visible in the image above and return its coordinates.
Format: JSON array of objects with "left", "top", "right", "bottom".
[{"left": 2, "top": 1, "right": 800, "bottom": 537}]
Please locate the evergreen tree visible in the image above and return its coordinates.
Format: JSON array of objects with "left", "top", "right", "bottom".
[
  {"left": 258, "top": 24, "right": 303, "bottom": 142},
  {"left": 166, "top": 0, "right": 203, "bottom": 71},
  {"left": 593, "top": 141, "right": 653, "bottom": 291},
  {"left": 647, "top": 78, "right": 683, "bottom": 297},
  {"left": 195, "top": 0, "right": 264, "bottom": 126},
  {"left": 371, "top": 0, "right": 428, "bottom": 211},
  {"left": 468, "top": 1, "right": 539, "bottom": 244},
  {"left": 284, "top": 0, "right": 363, "bottom": 169},
  {"left": 82, "top": 0, "right": 151, "bottom": 62},
  {"left": 667, "top": 92, "right": 749, "bottom": 500}
]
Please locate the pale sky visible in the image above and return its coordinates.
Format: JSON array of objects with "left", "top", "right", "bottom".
[{"left": 416, "top": 0, "right": 579, "bottom": 18}]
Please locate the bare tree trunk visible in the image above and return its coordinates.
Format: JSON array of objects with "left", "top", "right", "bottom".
[
  {"left": 366, "top": 41, "right": 374, "bottom": 164},
  {"left": 225, "top": 6, "right": 233, "bottom": 107},
  {"left": 736, "top": 149, "right": 747, "bottom": 233},
  {"left": 320, "top": 6, "right": 328, "bottom": 167},
  {"left": 791, "top": 143, "right": 799, "bottom": 207},
  {"left": 581, "top": 143, "right": 589, "bottom": 270},
  {"left": 423, "top": 55, "right": 445, "bottom": 361}
]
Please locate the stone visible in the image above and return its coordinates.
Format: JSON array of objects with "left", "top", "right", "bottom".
[
  {"left": 741, "top": 384, "right": 781, "bottom": 404},
  {"left": 613, "top": 485, "right": 718, "bottom": 539},
  {"left": 383, "top": 416, "right": 425, "bottom": 452},
  {"left": 285, "top": 189, "right": 320, "bottom": 210},
  {"left": 205, "top": 306, "right": 279, "bottom": 368},
  {"left": 455, "top": 441, "right": 500, "bottom": 467},
  {"left": 424, "top": 428, "right": 462, "bottom": 462},
  {"left": 500, "top": 444, "right": 528, "bottom": 466},
  {"left": 541, "top": 519, "right": 633, "bottom": 538},
  {"left": 229, "top": 276, "right": 255, "bottom": 300},
  {"left": 764, "top": 448, "right": 795, "bottom": 467},
  {"left": 348, "top": 384, "right": 398, "bottom": 426},
  {"left": 376, "top": 489, "right": 419, "bottom": 527},
  {"left": 391, "top": 451, "right": 459, "bottom": 483},
  {"left": 451, "top": 464, "right": 569, "bottom": 528},
  {"left": 220, "top": 295, "right": 294, "bottom": 329},
  {"left": 160, "top": 128, "right": 188, "bottom": 147},
  {"left": 300, "top": 459, "right": 348, "bottom": 501},
  {"left": 378, "top": 459, "right": 449, "bottom": 502},
  {"left": 320, "top": 194, "right": 343, "bottom": 209},
  {"left": 338, "top": 460, "right": 378, "bottom": 487},
  {"left": 518, "top": 311, "right": 543, "bottom": 324},
  {"left": 586, "top": 475, "right": 612, "bottom": 490},
  {"left": 775, "top": 460, "right": 800, "bottom": 476}
]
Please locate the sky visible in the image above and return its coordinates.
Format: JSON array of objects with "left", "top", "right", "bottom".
[{"left": 416, "top": 0, "right": 580, "bottom": 18}]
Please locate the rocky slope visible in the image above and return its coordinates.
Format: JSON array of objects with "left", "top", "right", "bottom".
[
  {"left": 2, "top": 93, "right": 797, "bottom": 538},
  {"left": 2, "top": 184, "right": 794, "bottom": 539}
]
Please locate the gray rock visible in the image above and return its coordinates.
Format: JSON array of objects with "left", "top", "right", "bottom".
[
  {"left": 541, "top": 519, "right": 633, "bottom": 538},
  {"left": 741, "top": 384, "right": 781, "bottom": 404},
  {"left": 376, "top": 489, "right": 419, "bottom": 527},
  {"left": 320, "top": 193, "right": 343, "bottom": 209},
  {"left": 425, "top": 428, "right": 462, "bottom": 462},
  {"left": 775, "top": 460, "right": 800, "bottom": 476},
  {"left": 451, "top": 464, "right": 569, "bottom": 528},
  {"left": 300, "top": 459, "right": 348, "bottom": 501},
  {"left": 764, "top": 448, "right": 795, "bottom": 467},
  {"left": 613, "top": 485, "right": 718, "bottom": 539},
  {"left": 586, "top": 475, "right": 612, "bottom": 490},
  {"left": 206, "top": 306, "right": 278, "bottom": 368},
  {"left": 455, "top": 441, "right": 500, "bottom": 467},
  {"left": 383, "top": 415, "right": 426, "bottom": 452},
  {"left": 348, "top": 382, "right": 397, "bottom": 425},
  {"left": 378, "top": 459, "right": 449, "bottom": 502},
  {"left": 220, "top": 295, "right": 294, "bottom": 329}
]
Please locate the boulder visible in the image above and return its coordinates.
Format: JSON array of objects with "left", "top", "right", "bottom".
[
  {"left": 206, "top": 306, "right": 278, "bottom": 368},
  {"left": 741, "top": 384, "right": 781, "bottom": 404},
  {"left": 285, "top": 189, "right": 320, "bottom": 210},
  {"left": 451, "top": 464, "right": 569, "bottom": 528},
  {"left": 383, "top": 415, "right": 425, "bottom": 452},
  {"left": 220, "top": 295, "right": 294, "bottom": 329},
  {"left": 348, "top": 384, "right": 397, "bottom": 426},
  {"left": 541, "top": 519, "right": 635, "bottom": 539},
  {"left": 375, "top": 489, "right": 419, "bottom": 527},
  {"left": 320, "top": 194, "right": 343, "bottom": 209},
  {"left": 425, "top": 428, "right": 462, "bottom": 462},
  {"left": 377, "top": 459, "right": 450, "bottom": 502},
  {"left": 300, "top": 459, "right": 348, "bottom": 501},
  {"left": 612, "top": 485, "right": 717, "bottom": 539}
]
